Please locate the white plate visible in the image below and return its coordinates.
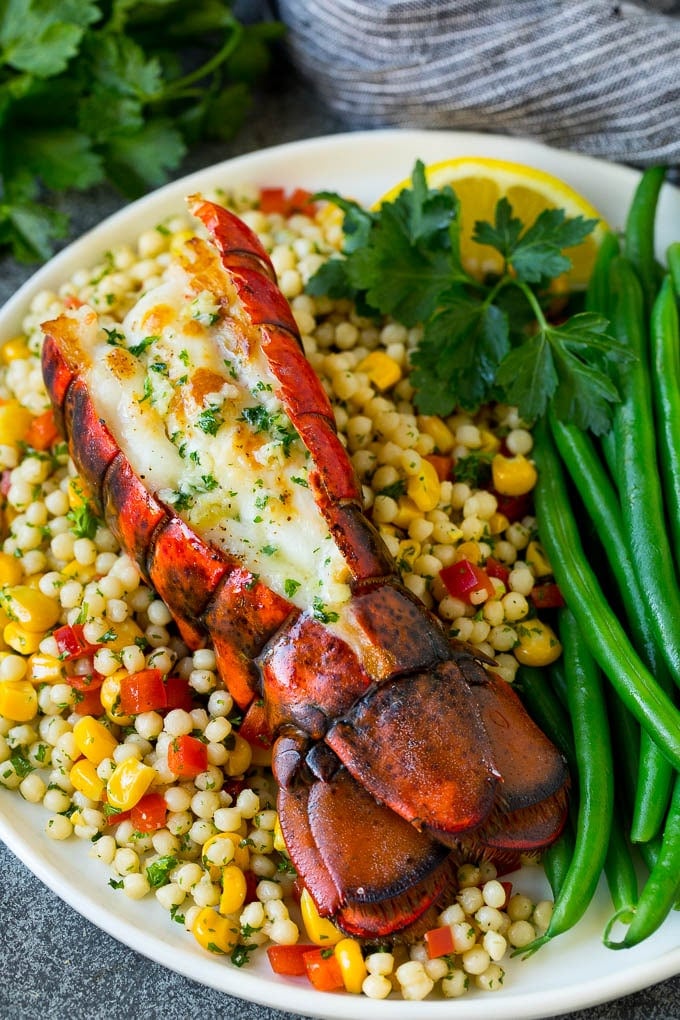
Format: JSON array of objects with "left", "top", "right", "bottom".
[{"left": 1, "top": 130, "right": 679, "bottom": 1020}]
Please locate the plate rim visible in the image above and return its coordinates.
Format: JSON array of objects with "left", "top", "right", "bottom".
[{"left": 1, "top": 127, "right": 679, "bottom": 1020}]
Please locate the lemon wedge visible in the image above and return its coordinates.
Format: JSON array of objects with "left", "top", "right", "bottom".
[{"left": 379, "top": 156, "right": 608, "bottom": 289}]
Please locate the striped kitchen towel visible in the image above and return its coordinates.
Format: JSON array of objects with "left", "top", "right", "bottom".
[{"left": 269, "top": 0, "right": 680, "bottom": 167}]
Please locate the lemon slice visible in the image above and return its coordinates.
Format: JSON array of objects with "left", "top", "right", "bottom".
[{"left": 379, "top": 156, "right": 608, "bottom": 289}]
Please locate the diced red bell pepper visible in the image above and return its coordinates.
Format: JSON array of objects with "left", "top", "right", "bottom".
[
  {"left": 267, "top": 943, "right": 319, "bottom": 977},
  {"left": 54, "top": 623, "right": 101, "bottom": 660},
  {"left": 238, "top": 699, "right": 272, "bottom": 750},
  {"left": 259, "top": 187, "right": 317, "bottom": 218},
  {"left": 244, "top": 870, "right": 260, "bottom": 904},
  {"left": 424, "top": 453, "right": 454, "bottom": 482},
  {"left": 167, "top": 733, "right": 208, "bottom": 779},
  {"left": 493, "top": 489, "right": 532, "bottom": 521},
  {"left": 65, "top": 661, "right": 104, "bottom": 692},
  {"left": 130, "top": 792, "right": 167, "bottom": 833},
  {"left": 119, "top": 668, "right": 167, "bottom": 714},
  {"left": 530, "top": 582, "right": 565, "bottom": 609},
  {"left": 424, "top": 924, "right": 455, "bottom": 958},
  {"left": 484, "top": 556, "right": 510, "bottom": 587},
  {"left": 72, "top": 686, "right": 104, "bottom": 716},
  {"left": 0, "top": 469, "right": 11, "bottom": 496},
  {"left": 303, "top": 948, "right": 344, "bottom": 991},
  {"left": 24, "top": 408, "right": 60, "bottom": 451},
  {"left": 439, "top": 558, "right": 495, "bottom": 603},
  {"left": 163, "top": 674, "right": 194, "bottom": 712}
]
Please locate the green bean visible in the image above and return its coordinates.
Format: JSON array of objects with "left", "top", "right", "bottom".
[
  {"left": 517, "top": 665, "right": 576, "bottom": 772},
  {"left": 585, "top": 228, "right": 620, "bottom": 477},
  {"left": 608, "top": 256, "right": 680, "bottom": 688},
  {"left": 650, "top": 274, "right": 680, "bottom": 557},
  {"left": 604, "top": 806, "right": 638, "bottom": 924},
  {"left": 585, "top": 229, "right": 620, "bottom": 317},
  {"left": 624, "top": 165, "right": 667, "bottom": 314},
  {"left": 548, "top": 411, "right": 675, "bottom": 841},
  {"left": 543, "top": 824, "right": 575, "bottom": 901},
  {"left": 518, "top": 608, "right": 614, "bottom": 955},
  {"left": 604, "top": 774, "right": 680, "bottom": 948},
  {"left": 668, "top": 241, "right": 680, "bottom": 296},
  {"left": 532, "top": 418, "right": 680, "bottom": 771}
]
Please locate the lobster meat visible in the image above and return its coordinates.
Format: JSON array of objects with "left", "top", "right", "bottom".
[{"left": 41, "top": 195, "right": 569, "bottom": 939}]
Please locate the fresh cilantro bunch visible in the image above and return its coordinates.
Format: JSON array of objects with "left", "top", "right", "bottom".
[
  {"left": 0, "top": 0, "right": 283, "bottom": 261},
  {"left": 308, "top": 161, "right": 630, "bottom": 434}
]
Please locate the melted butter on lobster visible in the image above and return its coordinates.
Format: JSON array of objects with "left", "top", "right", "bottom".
[{"left": 41, "top": 196, "right": 569, "bottom": 940}]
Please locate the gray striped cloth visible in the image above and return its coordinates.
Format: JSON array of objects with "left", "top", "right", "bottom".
[{"left": 268, "top": 0, "right": 680, "bottom": 168}]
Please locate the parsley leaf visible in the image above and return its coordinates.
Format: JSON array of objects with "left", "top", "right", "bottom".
[
  {"left": 308, "top": 162, "right": 624, "bottom": 434},
  {"left": 0, "top": 1, "right": 284, "bottom": 262}
]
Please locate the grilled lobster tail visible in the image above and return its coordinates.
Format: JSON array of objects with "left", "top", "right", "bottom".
[{"left": 41, "top": 195, "right": 569, "bottom": 938}]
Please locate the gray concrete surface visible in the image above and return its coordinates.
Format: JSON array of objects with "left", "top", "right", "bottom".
[{"left": 1, "top": 67, "right": 678, "bottom": 1020}]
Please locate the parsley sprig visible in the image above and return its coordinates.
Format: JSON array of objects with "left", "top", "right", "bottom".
[
  {"left": 0, "top": 1, "right": 283, "bottom": 262},
  {"left": 308, "top": 161, "right": 630, "bottom": 434}
]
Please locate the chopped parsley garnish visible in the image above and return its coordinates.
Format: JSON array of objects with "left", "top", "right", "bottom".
[
  {"left": 312, "top": 597, "right": 339, "bottom": 624},
  {"left": 67, "top": 500, "right": 100, "bottom": 539},
  {"left": 103, "top": 327, "right": 125, "bottom": 346},
  {"left": 230, "top": 943, "right": 257, "bottom": 967},
  {"left": 128, "top": 334, "right": 159, "bottom": 358},
  {"left": 284, "top": 578, "right": 301, "bottom": 598},
  {"left": 377, "top": 479, "right": 407, "bottom": 499},
  {"left": 10, "top": 752, "right": 34, "bottom": 778},
  {"left": 239, "top": 405, "right": 298, "bottom": 454},
  {"left": 308, "top": 160, "right": 629, "bottom": 434},
  {"left": 146, "top": 855, "right": 177, "bottom": 888},
  {"left": 260, "top": 544, "right": 277, "bottom": 557},
  {"left": 197, "top": 404, "right": 223, "bottom": 436},
  {"left": 453, "top": 451, "right": 494, "bottom": 487}
]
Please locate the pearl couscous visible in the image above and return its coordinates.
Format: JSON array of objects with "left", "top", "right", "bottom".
[{"left": 0, "top": 184, "right": 562, "bottom": 1000}]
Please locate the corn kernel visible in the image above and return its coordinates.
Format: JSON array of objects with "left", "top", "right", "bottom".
[
  {"left": 455, "top": 540, "right": 483, "bottom": 565},
  {"left": 417, "top": 415, "right": 455, "bottom": 453},
  {"left": 102, "top": 619, "right": 144, "bottom": 653},
  {"left": 4, "top": 586, "right": 61, "bottom": 632},
  {"left": 225, "top": 733, "right": 252, "bottom": 776},
  {"left": 526, "top": 539, "right": 553, "bottom": 578},
  {"left": 407, "top": 458, "right": 441, "bottom": 512},
  {"left": 491, "top": 454, "right": 537, "bottom": 496},
  {"left": 0, "top": 552, "right": 23, "bottom": 587},
  {"left": 478, "top": 428, "right": 501, "bottom": 453},
  {"left": 106, "top": 756, "right": 156, "bottom": 810},
  {"left": 2, "top": 337, "right": 31, "bottom": 363},
  {"left": 273, "top": 815, "right": 287, "bottom": 853},
  {"left": 0, "top": 400, "right": 32, "bottom": 445},
  {"left": 61, "top": 559, "right": 98, "bottom": 583},
  {"left": 300, "top": 887, "right": 343, "bottom": 946},
  {"left": 396, "top": 539, "right": 421, "bottom": 570},
  {"left": 69, "top": 758, "right": 105, "bottom": 801},
  {"left": 4, "top": 622, "right": 44, "bottom": 654},
  {"left": 28, "top": 653, "right": 66, "bottom": 685},
  {"left": 169, "top": 230, "right": 195, "bottom": 256},
  {"left": 191, "top": 906, "right": 239, "bottom": 955},
  {"left": 100, "top": 672, "right": 134, "bottom": 725},
  {"left": 487, "top": 511, "right": 510, "bottom": 535},
  {"left": 67, "top": 476, "right": 91, "bottom": 510},
  {"left": 0, "top": 678, "right": 37, "bottom": 721},
  {"left": 219, "top": 864, "right": 247, "bottom": 915},
  {"left": 212, "top": 830, "right": 250, "bottom": 870},
  {"left": 357, "top": 351, "right": 402, "bottom": 391},
  {"left": 73, "top": 715, "right": 118, "bottom": 765},
  {"left": 514, "top": 620, "right": 562, "bottom": 667},
  {"left": 335, "top": 938, "right": 368, "bottom": 994}
]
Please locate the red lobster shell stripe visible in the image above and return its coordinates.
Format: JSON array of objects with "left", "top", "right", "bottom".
[{"left": 41, "top": 195, "right": 569, "bottom": 939}]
